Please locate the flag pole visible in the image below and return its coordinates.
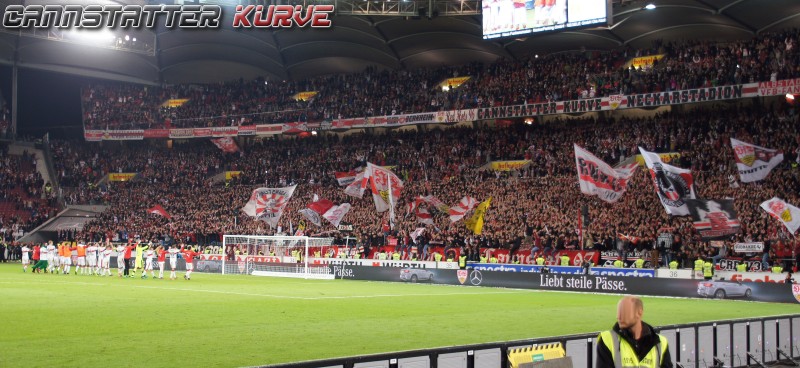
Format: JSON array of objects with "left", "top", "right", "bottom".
[{"left": 389, "top": 176, "right": 395, "bottom": 231}]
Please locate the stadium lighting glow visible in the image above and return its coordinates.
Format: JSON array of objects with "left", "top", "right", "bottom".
[
  {"left": 786, "top": 93, "right": 795, "bottom": 101},
  {"left": 125, "top": 35, "right": 130, "bottom": 41},
  {"left": 644, "top": 4, "right": 656, "bottom": 10},
  {"left": 311, "top": 131, "right": 318, "bottom": 136},
  {"left": 442, "top": 86, "right": 450, "bottom": 92},
  {"left": 65, "top": 29, "right": 116, "bottom": 43},
  {"left": 524, "top": 118, "right": 534, "bottom": 125}
]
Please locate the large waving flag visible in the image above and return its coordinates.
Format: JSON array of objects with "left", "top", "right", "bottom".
[
  {"left": 639, "top": 147, "right": 696, "bottom": 216},
  {"left": 299, "top": 199, "right": 352, "bottom": 228},
  {"left": 242, "top": 185, "right": 297, "bottom": 228},
  {"left": 465, "top": 197, "right": 492, "bottom": 235},
  {"left": 211, "top": 137, "right": 239, "bottom": 153},
  {"left": 731, "top": 138, "right": 784, "bottom": 183},
  {"left": 343, "top": 171, "right": 366, "bottom": 198},
  {"left": 420, "top": 195, "right": 450, "bottom": 213},
  {"left": 449, "top": 196, "right": 479, "bottom": 222},
  {"left": 416, "top": 207, "right": 434, "bottom": 225},
  {"left": 574, "top": 144, "right": 637, "bottom": 203},
  {"left": 146, "top": 204, "right": 172, "bottom": 219},
  {"left": 363, "top": 163, "right": 404, "bottom": 214},
  {"left": 685, "top": 199, "right": 741, "bottom": 240},
  {"left": 760, "top": 197, "right": 800, "bottom": 234},
  {"left": 335, "top": 170, "right": 358, "bottom": 186}
]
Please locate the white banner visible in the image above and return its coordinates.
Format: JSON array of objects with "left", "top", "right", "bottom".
[
  {"left": 733, "top": 242, "right": 764, "bottom": 253},
  {"left": 639, "top": 147, "right": 696, "bottom": 216},
  {"left": 730, "top": 138, "right": 783, "bottom": 183},
  {"left": 574, "top": 144, "right": 637, "bottom": 203},
  {"left": 309, "top": 258, "right": 458, "bottom": 269},
  {"left": 298, "top": 208, "right": 322, "bottom": 227},
  {"left": 241, "top": 185, "right": 297, "bottom": 228}
]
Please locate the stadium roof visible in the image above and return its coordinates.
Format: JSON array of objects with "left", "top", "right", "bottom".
[{"left": 0, "top": 0, "right": 798, "bottom": 84}]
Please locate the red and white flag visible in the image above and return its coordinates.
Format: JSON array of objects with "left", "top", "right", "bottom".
[
  {"left": 146, "top": 204, "right": 172, "bottom": 219},
  {"left": 760, "top": 197, "right": 800, "bottom": 234},
  {"left": 343, "top": 172, "right": 366, "bottom": 198},
  {"left": 242, "top": 185, "right": 297, "bottom": 228},
  {"left": 731, "top": 138, "right": 784, "bottom": 183},
  {"left": 639, "top": 147, "right": 696, "bottom": 216},
  {"left": 416, "top": 207, "right": 434, "bottom": 225},
  {"left": 335, "top": 170, "right": 358, "bottom": 186},
  {"left": 363, "top": 162, "right": 404, "bottom": 214},
  {"left": 299, "top": 199, "right": 352, "bottom": 228},
  {"left": 420, "top": 195, "right": 450, "bottom": 213},
  {"left": 574, "top": 144, "right": 637, "bottom": 203},
  {"left": 322, "top": 203, "right": 351, "bottom": 228},
  {"left": 448, "top": 196, "right": 479, "bottom": 222},
  {"left": 211, "top": 137, "right": 239, "bottom": 153}
]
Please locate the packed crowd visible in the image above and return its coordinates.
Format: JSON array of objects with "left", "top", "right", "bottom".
[
  {"left": 81, "top": 29, "right": 800, "bottom": 130},
  {"left": 51, "top": 98, "right": 800, "bottom": 268},
  {"left": 0, "top": 144, "right": 58, "bottom": 240}
]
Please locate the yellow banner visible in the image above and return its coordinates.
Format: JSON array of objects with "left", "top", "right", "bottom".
[
  {"left": 634, "top": 153, "right": 682, "bottom": 167},
  {"left": 626, "top": 54, "right": 666, "bottom": 70},
  {"left": 293, "top": 91, "right": 318, "bottom": 101},
  {"left": 465, "top": 197, "right": 491, "bottom": 235},
  {"left": 108, "top": 173, "right": 137, "bottom": 182},
  {"left": 225, "top": 171, "right": 242, "bottom": 181},
  {"left": 489, "top": 160, "right": 531, "bottom": 171},
  {"left": 439, "top": 76, "right": 471, "bottom": 89},
  {"left": 161, "top": 99, "right": 189, "bottom": 108}
]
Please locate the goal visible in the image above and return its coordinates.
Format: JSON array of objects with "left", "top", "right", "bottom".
[{"left": 221, "top": 235, "right": 335, "bottom": 279}]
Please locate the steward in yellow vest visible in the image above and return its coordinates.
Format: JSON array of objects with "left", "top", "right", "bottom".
[
  {"left": 560, "top": 255, "right": 570, "bottom": 266},
  {"left": 597, "top": 296, "right": 672, "bottom": 368},
  {"left": 668, "top": 260, "right": 678, "bottom": 269},
  {"left": 703, "top": 261, "right": 713, "bottom": 280},
  {"left": 613, "top": 259, "right": 624, "bottom": 268}
]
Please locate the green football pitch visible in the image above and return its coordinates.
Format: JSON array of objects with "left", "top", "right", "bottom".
[{"left": 1, "top": 263, "right": 798, "bottom": 368}]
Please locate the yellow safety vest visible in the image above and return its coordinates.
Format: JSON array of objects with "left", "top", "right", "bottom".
[
  {"left": 736, "top": 263, "right": 747, "bottom": 272},
  {"left": 703, "top": 261, "right": 713, "bottom": 277},
  {"left": 536, "top": 257, "right": 545, "bottom": 265},
  {"left": 614, "top": 260, "right": 624, "bottom": 268},
  {"left": 772, "top": 266, "right": 783, "bottom": 274},
  {"left": 668, "top": 261, "right": 678, "bottom": 269},
  {"left": 634, "top": 259, "right": 644, "bottom": 268},
  {"left": 458, "top": 256, "right": 467, "bottom": 268},
  {"left": 599, "top": 330, "right": 668, "bottom": 368},
  {"left": 694, "top": 259, "right": 704, "bottom": 271},
  {"left": 560, "top": 256, "right": 570, "bottom": 266}
]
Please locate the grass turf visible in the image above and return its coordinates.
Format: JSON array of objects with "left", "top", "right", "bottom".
[{"left": 0, "top": 263, "right": 798, "bottom": 367}]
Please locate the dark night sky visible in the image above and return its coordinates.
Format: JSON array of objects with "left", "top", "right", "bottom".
[{"left": 1, "top": 65, "right": 86, "bottom": 139}]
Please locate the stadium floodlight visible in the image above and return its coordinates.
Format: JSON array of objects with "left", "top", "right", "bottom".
[
  {"left": 786, "top": 93, "right": 795, "bottom": 101},
  {"left": 644, "top": 3, "right": 656, "bottom": 10}
]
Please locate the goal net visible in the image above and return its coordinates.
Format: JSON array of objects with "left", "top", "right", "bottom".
[{"left": 221, "top": 235, "right": 335, "bottom": 279}]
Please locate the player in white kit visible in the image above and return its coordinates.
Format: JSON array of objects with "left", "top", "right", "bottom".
[
  {"left": 102, "top": 245, "right": 113, "bottom": 276},
  {"left": 21, "top": 245, "right": 31, "bottom": 272},
  {"left": 86, "top": 243, "right": 98, "bottom": 275},
  {"left": 46, "top": 241, "right": 57, "bottom": 274},
  {"left": 143, "top": 247, "right": 155, "bottom": 279},
  {"left": 168, "top": 245, "right": 180, "bottom": 280},
  {"left": 116, "top": 244, "right": 126, "bottom": 277}
]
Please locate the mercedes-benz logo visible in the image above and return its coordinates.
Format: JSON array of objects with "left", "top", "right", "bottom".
[{"left": 469, "top": 270, "right": 483, "bottom": 286}]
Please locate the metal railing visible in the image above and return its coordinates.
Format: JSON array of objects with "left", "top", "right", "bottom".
[{"left": 257, "top": 314, "right": 800, "bottom": 368}]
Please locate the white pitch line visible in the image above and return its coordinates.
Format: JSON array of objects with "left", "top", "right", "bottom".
[{"left": 130, "top": 284, "right": 528, "bottom": 300}]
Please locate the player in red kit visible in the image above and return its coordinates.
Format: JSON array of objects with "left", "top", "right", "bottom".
[
  {"left": 181, "top": 246, "right": 201, "bottom": 280},
  {"left": 156, "top": 246, "right": 167, "bottom": 279}
]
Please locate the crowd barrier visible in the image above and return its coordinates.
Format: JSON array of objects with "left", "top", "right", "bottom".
[{"left": 258, "top": 315, "right": 800, "bottom": 368}]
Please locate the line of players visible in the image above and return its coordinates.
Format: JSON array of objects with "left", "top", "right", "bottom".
[{"left": 19, "top": 240, "right": 203, "bottom": 280}]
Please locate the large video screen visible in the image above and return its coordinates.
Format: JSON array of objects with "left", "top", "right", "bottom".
[{"left": 482, "top": 0, "right": 611, "bottom": 40}]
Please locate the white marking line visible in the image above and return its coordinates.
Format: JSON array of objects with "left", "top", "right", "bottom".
[{"left": 131, "top": 284, "right": 527, "bottom": 300}]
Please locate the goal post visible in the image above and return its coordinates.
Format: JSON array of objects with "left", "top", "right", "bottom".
[{"left": 221, "top": 235, "right": 335, "bottom": 279}]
